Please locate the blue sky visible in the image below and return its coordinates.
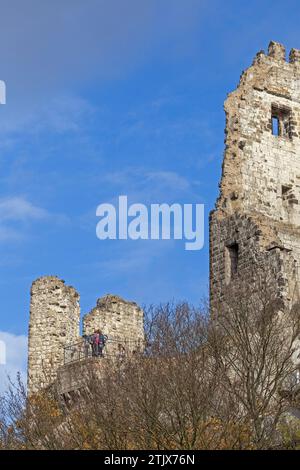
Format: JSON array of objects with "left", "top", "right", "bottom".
[{"left": 1, "top": 0, "right": 300, "bottom": 385}]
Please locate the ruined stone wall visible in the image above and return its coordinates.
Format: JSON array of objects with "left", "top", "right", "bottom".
[
  {"left": 210, "top": 212, "right": 299, "bottom": 310},
  {"left": 56, "top": 357, "right": 115, "bottom": 398},
  {"left": 28, "top": 283, "right": 144, "bottom": 394},
  {"left": 51, "top": 295, "right": 145, "bottom": 397},
  {"left": 83, "top": 294, "right": 144, "bottom": 354},
  {"left": 210, "top": 41, "right": 300, "bottom": 311},
  {"left": 27, "top": 276, "right": 80, "bottom": 394},
  {"left": 217, "top": 41, "right": 300, "bottom": 220}
]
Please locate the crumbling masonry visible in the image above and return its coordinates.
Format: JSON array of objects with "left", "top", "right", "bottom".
[
  {"left": 28, "top": 277, "right": 80, "bottom": 394},
  {"left": 27, "top": 277, "right": 144, "bottom": 395},
  {"left": 210, "top": 41, "right": 300, "bottom": 312},
  {"left": 28, "top": 40, "right": 300, "bottom": 395}
]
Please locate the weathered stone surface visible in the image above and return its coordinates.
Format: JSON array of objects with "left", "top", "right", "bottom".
[
  {"left": 83, "top": 294, "right": 144, "bottom": 354},
  {"left": 27, "top": 276, "right": 80, "bottom": 394},
  {"left": 210, "top": 40, "right": 300, "bottom": 311},
  {"left": 28, "top": 281, "right": 144, "bottom": 394}
]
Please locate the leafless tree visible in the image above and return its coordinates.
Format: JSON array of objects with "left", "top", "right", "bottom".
[
  {"left": 1, "top": 271, "right": 300, "bottom": 449},
  {"left": 210, "top": 267, "right": 300, "bottom": 448}
]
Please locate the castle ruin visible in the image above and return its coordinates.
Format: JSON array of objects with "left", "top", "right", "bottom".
[
  {"left": 28, "top": 40, "right": 300, "bottom": 396},
  {"left": 27, "top": 276, "right": 144, "bottom": 395},
  {"left": 210, "top": 41, "right": 300, "bottom": 312}
]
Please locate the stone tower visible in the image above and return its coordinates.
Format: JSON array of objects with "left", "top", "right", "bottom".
[
  {"left": 28, "top": 277, "right": 145, "bottom": 395},
  {"left": 83, "top": 294, "right": 144, "bottom": 353},
  {"left": 27, "top": 276, "right": 80, "bottom": 394},
  {"left": 210, "top": 41, "right": 300, "bottom": 311}
]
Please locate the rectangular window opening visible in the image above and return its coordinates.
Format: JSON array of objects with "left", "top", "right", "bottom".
[
  {"left": 282, "top": 185, "right": 291, "bottom": 197},
  {"left": 271, "top": 105, "right": 292, "bottom": 138},
  {"left": 272, "top": 116, "right": 280, "bottom": 136},
  {"left": 226, "top": 243, "right": 239, "bottom": 283}
]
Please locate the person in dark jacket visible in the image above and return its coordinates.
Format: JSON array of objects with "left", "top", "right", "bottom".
[{"left": 97, "top": 329, "right": 108, "bottom": 357}]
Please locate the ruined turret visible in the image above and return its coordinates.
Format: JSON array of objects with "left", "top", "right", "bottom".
[
  {"left": 210, "top": 41, "right": 300, "bottom": 310},
  {"left": 27, "top": 276, "right": 80, "bottom": 394},
  {"left": 83, "top": 294, "right": 144, "bottom": 351},
  {"left": 27, "top": 278, "right": 144, "bottom": 395}
]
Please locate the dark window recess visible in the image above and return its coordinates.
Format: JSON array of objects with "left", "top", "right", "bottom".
[
  {"left": 282, "top": 185, "right": 289, "bottom": 196},
  {"left": 271, "top": 105, "right": 292, "bottom": 138},
  {"left": 281, "top": 184, "right": 298, "bottom": 205},
  {"left": 227, "top": 243, "right": 239, "bottom": 279},
  {"left": 282, "top": 185, "right": 291, "bottom": 198}
]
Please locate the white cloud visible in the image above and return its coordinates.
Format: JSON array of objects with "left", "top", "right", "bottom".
[
  {"left": 0, "top": 225, "right": 22, "bottom": 242},
  {"left": 37, "top": 96, "right": 95, "bottom": 134},
  {"left": 99, "top": 167, "right": 202, "bottom": 210},
  {"left": 0, "top": 197, "right": 48, "bottom": 222},
  {"left": 0, "top": 196, "right": 69, "bottom": 245},
  {"left": 102, "top": 168, "right": 192, "bottom": 194},
  {"left": 0, "top": 197, "right": 49, "bottom": 243},
  {"left": 0, "top": 332, "right": 27, "bottom": 395},
  {"left": 144, "top": 171, "right": 191, "bottom": 191},
  {"left": 0, "top": 95, "right": 95, "bottom": 139}
]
